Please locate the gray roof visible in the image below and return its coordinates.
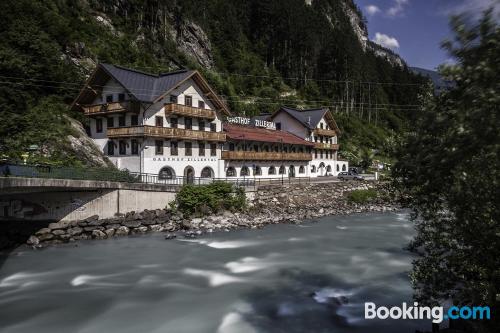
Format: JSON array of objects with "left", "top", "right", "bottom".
[
  {"left": 100, "top": 63, "right": 194, "bottom": 103},
  {"left": 278, "top": 106, "right": 328, "bottom": 129}
]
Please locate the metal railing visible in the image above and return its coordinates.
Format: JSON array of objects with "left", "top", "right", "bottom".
[{"left": 0, "top": 163, "right": 311, "bottom": 190}]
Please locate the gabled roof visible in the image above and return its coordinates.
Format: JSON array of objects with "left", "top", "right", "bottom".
[
  {"left": 71, "top": 63, "right": 230, "bottom": 115},
  {"left": 224, "top": 123, "right": 314, "bottom": 146},
  {"left": 269, "top": 106, "right": 341, "bottom": 135}
]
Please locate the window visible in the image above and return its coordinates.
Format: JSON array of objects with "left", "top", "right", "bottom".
[
  {"left": 253, "top": 144, "right": 259, "bottom": 152},
  {"left": 320, "top": 151, "right": 323, "bottom": 159},
  {"left": 119, "top": 115, "right": 126, "bottom": 127},
  {"left": 185, "top": 142, "right": 192, "bottom": 156},
  {"left": 185, "top": 117, "right": 192, "bottom": 130},
  {"left": 199, "top": 142, "right": 205, "bottom": 156},
  {"left": 170, "top": 95, "right": 177, "bottom": 104},
  {"left": 320, "top": 123, "right": 324, "bottom": 129},
  {"left": 170, "top": 118, "right": 178, "bottom": 128},
  {"left": 119, "top": 140, "right": 126, "bottom": 155},
  {"left": 299, "top": 166, "right": 305, "bottom": 174},
  {"left": 241, "top": 166, "right": 250, "bottom": 177},
  {"left": 311, "top": 165, "right": 316, "bottom": 173},
  {"left": 159, "top": 167, "right": 175, "bottom": 180},
  {"left": 131, "top": 115, "right": 138, "bottom": 126},
  {"left": 107, "top": 141, "right": 114, "bottom": 155},
  {"left": 106, "top": 94, "right": 113, "bottom": 103},
  {"left": 279, "top": 166, "right": 286, "bottom": 174},
  {"left": 264, "top": 146, "right": 269, "bottom": 152},
  {"left": 198, "top": 120, "right": 205, "bottom": 131},
  {"left": 198, "top": 100, "right": 205, "bottom": 109},
  {"left": 254, "top": 166, "right": 262, "bottom": 176},
  {"left": 155, "top": 116, "right": 164, "bottom": 127},
  {"left": 229, "top": 143, "right": 235, "bottom": 151},
  {"left": 276, "top": 122, "right": 281, "bottom": 130},
  {"left": 96, "top": 119, "right": 103, "bottom": 133},
  {"left": 210, "top": 123, "right": 216, "bottom": 132},
  {"left": 107, "top": 117, "right": 114, "bottom": 128},
  {"left": 268, "top": 166, "right": 276, "bottom": 175},
  {"left": 201, "top": 167, "right": 213, "bottom": 178},
  {"left": 226, "top": 167, "right": 236, "bottom": 177},
  {"left": 185, "top": 95, "right": 192, "bottom": 106},
  {"left": 118, "top": 93, "right": 125, "bottom": 102},
  {"left": 314, "top": 150, "right": 318, "bottom": 159},
  {"left": 342, "top": 164, "right": 347, "bottom": 171},
  {"left": 131, "top": 139, "right": 139, "bottom": 155},
  {"left": 170, "top": 141, "right": 178, "bottom": 156},
  {"left": 155, "top": 140, "right": 163, "bottom": 155},
  {"left": 274, "top": 146, "right": 279, "bottom": 152},
  {"left": 210, "top": 143, "right": 217, "bottom": 156},
  {"left": 327, "top": 165, "right": 332, "bottom": 173}
]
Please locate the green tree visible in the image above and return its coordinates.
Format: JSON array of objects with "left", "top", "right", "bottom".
[{"left": 393, "top": 11, "right": 499, "bottom": 330}]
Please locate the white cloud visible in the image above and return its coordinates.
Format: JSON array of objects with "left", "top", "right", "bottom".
[
  {"left": 365, "top": 5, "right": 381, "bottom": 16},
  {"left": 373, "top": 32, "right": 400, "bottom": 49},
  {"left": 387, "top": 0, "right": 409, "bottom": 17}
]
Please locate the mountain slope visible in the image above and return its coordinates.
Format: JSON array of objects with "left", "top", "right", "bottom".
[{"left": 0, "top": 0, "right": 427, "bottom": 167}]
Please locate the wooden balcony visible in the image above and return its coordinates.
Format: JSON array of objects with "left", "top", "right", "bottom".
[
  {"left": 107, "top": 126, "right": 226, "bottom": 142},
  {"left": 313, "top": 128, "right": 337, "bottom": 137},
  {"left": 221, "top": 151, "right": 312, "bottom": 161},
  {"left": 82, "top": 101, "right": 140, "bottom": 116},
  {"left": 164, "top": 103, "right": 216, "bottom": 120},
  {"left": 314, "top": 143, "right": 339, "bottom": 150}
]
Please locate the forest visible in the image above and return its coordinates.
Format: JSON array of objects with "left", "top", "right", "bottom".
[{"left": 0, "top": 0, "right": 428, "bottom": 166}]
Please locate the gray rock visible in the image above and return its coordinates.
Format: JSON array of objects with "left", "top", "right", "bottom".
[
  {"left": 92, "top": 230, "right": 106, "bottom": 239},
  {"left": 27, "top": 235, "right": 40, "bottom": 246},
  {"left": 84, "top": 226, "right": 104, "bottom": 232},
  {"left": 48, "top": 221, "right": 70, "bottom": 230},
  {"left": 104, "top": 229, "right": 115, "bottom": 238},
  {"left": 84, "top": 215, "right": 99, "bottom": 223},
  {"left": 36, "top": 228, "right": 51, "bottom": 235},
  {"left": 38, "top": 233, "right": 54, "bottom": 241},
  {"left": 52, "top": 230, "right": 66, "bottom": 236},
  {"left": 133, "top": 226, "right": 148, "bottom": 234},
  {"left": 123, "top": 220, "right": 142, "bottom": 228},
  {"left": 68, "top": 227, "right": 83, "bottom": 236},
  {"left": 115, "top": 226, "right": 130, "bottom": 236},
  {"left": 149, "top": 224, "right": 163, "bottom": 232}
]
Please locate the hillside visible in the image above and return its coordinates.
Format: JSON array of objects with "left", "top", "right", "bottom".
[{"left": 0, "top": 0, "right": 428, "bottom": 167}]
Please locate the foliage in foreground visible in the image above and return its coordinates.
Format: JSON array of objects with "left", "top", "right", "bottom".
[
  {"left": 173, "top": 181, "right": 246, "bottom": 216},
  {"left": 393, "top": 11, "right": 499, "bottom": 330},
  {"left": 346, "top": 189, "right": 377, "bottom": 204}
]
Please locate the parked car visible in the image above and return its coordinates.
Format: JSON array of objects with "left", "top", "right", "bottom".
[{"left": 337, "top": 172, "right": 364, "bottom": 181}]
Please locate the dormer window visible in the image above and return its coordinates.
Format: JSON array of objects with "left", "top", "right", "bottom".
[
  {"left": 320, "top": 123, "right": 324, "bottom": 129},
  {"left": 198, "top": 100, "right": 205, "bottom": 109},
  {"left": 185, "top": 95, "right": 192, "bottom": 106},
  {"left": 106, "top": 94, "right": 113, "bottom": 103}
]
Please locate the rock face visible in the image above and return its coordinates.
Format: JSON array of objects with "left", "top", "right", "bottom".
[
  {"left": 27, "top": 181, "right": 398, "bottom": 248},
  {"left": 169, "top": 21, "right": 214, "bottom": 69}
]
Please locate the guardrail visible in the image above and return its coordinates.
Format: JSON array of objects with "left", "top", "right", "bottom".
[{"left": 0, "top": 163, "right": 311, "bottom": 190}]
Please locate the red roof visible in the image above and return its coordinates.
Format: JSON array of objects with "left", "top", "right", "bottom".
[{"left": 223, "top": 123, "right": 314, "bottom": 146}]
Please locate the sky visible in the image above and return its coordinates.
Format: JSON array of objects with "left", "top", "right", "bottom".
[{"left": 354, "top": 0, "right": 500, "bottom": 70}]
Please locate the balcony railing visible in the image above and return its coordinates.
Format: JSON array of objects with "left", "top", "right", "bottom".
[
  {"left": 82, "top": 101, "right": 140, "bottom": 116},
  {"left": 314, "top": 143, "right": 339, "bottom": 150},
  {"left": 107, "top": 126, "right": 226, "bottom": 142},
  {"left": 313, "top": 128, "right": 337, "bottom": 137},
  {"left": 221, "top": 151, "right": 312, "bottom": 161},
  {"left": 164, "top": 103, "right": 216, "bottom": 120}
]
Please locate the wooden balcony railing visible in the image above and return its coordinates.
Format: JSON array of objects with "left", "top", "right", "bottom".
[
  {"left": 164, "top": 103, "right": 216, "bottom": 120},
  {"left": 313, "top": 128, "right": 337, "bottom": 137},
  {"left": 221, "top": 151, "right": 312, "bottom": 161},
  {"left": 82, "top": 101, "right": 140, "bottom": 116},
  {"left": 314, "top": 143, "right": 339, "bottom": 150},
  {"left": 107, "top": 126, "right": 226, "bottom": 142}
]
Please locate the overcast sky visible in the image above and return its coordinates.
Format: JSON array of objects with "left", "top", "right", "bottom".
[{"left": 354, "top": 0, "right": 500, "bottom": 70}]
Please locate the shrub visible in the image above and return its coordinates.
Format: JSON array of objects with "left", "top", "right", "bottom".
[
  {"left": 346, "top": 189, "right": 377, "bottom": 204},
  {"left": 174, "top": 181, "right": 246, "bottom": 216}
]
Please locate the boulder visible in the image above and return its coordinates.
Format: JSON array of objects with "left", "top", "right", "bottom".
[
  {"left": 149, "top": 224, "right": 163, "bottom": 232},
  {"left": 48, "top": 221, "right": 70, "bottom": 230},
  {"left": 84, "top": 215, "right": 99, "bottom": 223},
  {"left": 92, "top": 230, "right": 106, "bottom": 239},
  {"left": 26, "top": 235, "right": 40, "bottom": 246},
  {"left": 68, "top": 227, "right": 83, "bottom": 236},
  {"left": 38, "top": 233, "right": 54, "bottom": 241},
  {"left": 115, "top": 226, "right": 130, "bottom": 236},
  {"left": 133, "top": 226, "right": 148, "bottom": 234},
  {"left": 123, "top": 220, "right": 142, "bottom": 228},
  {"left": 35, "top": 228, "right": 51, "bottom": 236},
  {"left": 52, "top": 230, "right": 66, "bottom": 236},
  {"left": 104, "top": 228, "right": 115, "bottom": 238}
]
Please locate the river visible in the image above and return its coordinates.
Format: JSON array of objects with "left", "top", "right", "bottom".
[{"left": 0, "top": 212, "right": 430, "bottom": 333}]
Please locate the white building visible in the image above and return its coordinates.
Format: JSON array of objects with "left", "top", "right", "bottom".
[{"left": 72, "top": 64, "right": 347, "bottom": 182}]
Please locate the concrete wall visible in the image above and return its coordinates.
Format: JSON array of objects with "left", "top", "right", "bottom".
[{"left": 0, "top": 189, "right": 175, "bottom": 222}]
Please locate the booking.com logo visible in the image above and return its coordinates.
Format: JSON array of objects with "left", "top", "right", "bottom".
[{"left": 365, "top": 302, "right": 491, "bottom": 324}]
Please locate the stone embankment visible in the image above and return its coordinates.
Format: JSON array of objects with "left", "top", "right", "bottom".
[{"left": 26, "top": 182, "right": 398, "bottom": 248}]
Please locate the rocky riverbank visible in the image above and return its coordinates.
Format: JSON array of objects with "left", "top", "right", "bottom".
[{"left": 25, "top": 181, "right": 399, "bottom": 248}]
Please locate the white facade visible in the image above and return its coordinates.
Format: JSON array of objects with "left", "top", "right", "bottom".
[{"left": 82, "top": 68, "right": 347, "bottom": 180}]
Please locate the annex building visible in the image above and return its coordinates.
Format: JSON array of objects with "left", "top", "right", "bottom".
[{"left": 71, "top": 64, "right": 348, "bottom": 181}]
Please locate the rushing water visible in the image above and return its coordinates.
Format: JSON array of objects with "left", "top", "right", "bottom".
[{"left": 0, "top": 212, "right": 430, "bottom": 333}]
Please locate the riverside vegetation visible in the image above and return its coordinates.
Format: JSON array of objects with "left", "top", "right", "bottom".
[{"left": 23, "top": 182, "right": 398, "bottom": 248}]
